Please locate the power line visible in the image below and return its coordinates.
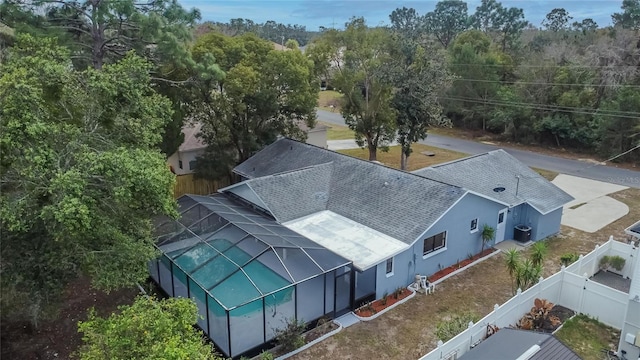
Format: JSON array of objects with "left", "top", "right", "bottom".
[
  {"left": 450, "top": 63, "right": 639, "bottom": 68},
  {"left": 453, "top": 78, "right": 640, "bottom": 88},
  {"left": 442, "top": 95, "right": 640, "bottom": 116},
  {"left": 440, "top": 96, "right": 640, "bottom": 119},
  {"left": 441, "top": 94, "right": 640, "bottom": 116}
]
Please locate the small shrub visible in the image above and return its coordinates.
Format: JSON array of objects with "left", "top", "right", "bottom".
[
  {"left": 598, "top": 255, "right": 625, "bottom": 271},
  {"left": 560, "top": 253, "right": 579, "bottom": 266},
  {"left": 435, "top": 312, "right": 480, "bottom": 342},
  {"left": 609, "top": 255, "right": 626, "bottom": 271},
  {"left": 275, "top": 318, "right": 306, "bottom": 352},
  {"left": 260, "top": 351, "right": 274, "bottom": 360},
  {"left": 530, "top": 242, "right": 548, "bottom": 267},
  {"left": 364, "top": 302, "right": 376, "bottom": 314},
  {"left": 467, "top": 252, "right": 474, "bottom": 261},
  {"left": 381, "top": 291, "right": 389, "bottom": 305},
  {"left": 393, "top": 287, "right": 404, "bottom": 299}
]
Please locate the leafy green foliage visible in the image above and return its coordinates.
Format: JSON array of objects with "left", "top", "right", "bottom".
[
  {"left": 424, "top": 1, "right": 469, "bottom": 48},
  {"left": 77, "top": 296, "right": 219, "bottom": 360},
  {"left": 530, "top": 242, "right": 548, "bottom": 267},
  {"left": 542, "top": 8, "right": 573, "bottom": 31},
  {"left": 311, "top": 18, "right": 396, "bottom": 161},
  {"left": 560, "top": 252, "right": 579, "bottom": 266},
  {"left": 275, "top": 317, "right": 306, "bottom": 352},
  {"left": 388, "top": 8, "right": 453, "bottom": 169},
  {"left": 480, "top": 224, "right": 495, "bottom": 253},
  {"left": 612, "top": 0, "right": 640, "bottom": 29},
  {"left": 0, "top": 35, "right": 176, "bottom": 324},
  {"left": 190, "top": 32, "right": 317, "bottom": 180},
  {"left": 435, "top": 312, "right": 480, "bottom": 341}
]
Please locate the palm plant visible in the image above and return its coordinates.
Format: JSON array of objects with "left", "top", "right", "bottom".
[
  {"left": 504, "top": 248, "right": 520, "bottom": 294},
  {"left": 480, "top": 224, "right": 495, "bottom": 254},
  {"left": 530, "top": 242, "right": 548, "bottom": 267}
]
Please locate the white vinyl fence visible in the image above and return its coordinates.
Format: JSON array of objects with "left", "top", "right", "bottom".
[{"left": 419, "top": 237, "right": 636, "bottom": 360}]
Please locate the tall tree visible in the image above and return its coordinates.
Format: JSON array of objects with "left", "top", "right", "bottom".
[
  {"left": 388, "top": 8, "right": 453, "bottom": 170},
  {"left": 320, "top": 17, "right": 397, "bottom": 161},
  {"left": 446, "top": 30, "right": 504, "bottom": 130},
  {"left": 542, "top": 8, "right": 573, "bottom": 32},
  {"left": 424, "top": 0, "right": 469, "bottom": 48},
  {"left": 612, "top": 0, "right": 640, "bottom": 30},
  {"left": 190, "top": 32, "right": 317, "bottom": 180},
  {"left": 37, "top": 0, "right": 200, "bottom": 70},
  {"left": 469, "top": 0, "right": 504, "bottom": 32},
  {"left": 389, "top": 7, "right": 422, "bottom": 40},
  {"left": 572, "top": 18, "right": 598, "bottom": 32},
  {"left": 0, "top": 35, "right": 176, "bottom": 324}
]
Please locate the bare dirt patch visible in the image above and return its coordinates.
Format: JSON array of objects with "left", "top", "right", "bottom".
[{"left": 1, "top": 277, "right": 140, "bottom": 360}]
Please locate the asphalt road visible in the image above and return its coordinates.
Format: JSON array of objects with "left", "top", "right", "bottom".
[{"left": 316, "top": 109, "right": 640, "bottom": 189}]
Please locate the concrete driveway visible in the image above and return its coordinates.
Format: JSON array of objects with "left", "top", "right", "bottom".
[{"left": 552, "top": 174, "right": 629, "bottom": 233}]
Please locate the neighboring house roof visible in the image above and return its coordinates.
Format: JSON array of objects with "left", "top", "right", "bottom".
[
  {"left": 178, "top": 122, "right": 206, "bottom": 152},
  {"left": 413, "top": 150, "right": 574, "bottom": 214},
  {"left": 229, "top": 138, "right": 467, "bottom": 246},
  {"left": 459, "top": 328, "right": 581, "bottom": 360},
  {"left": 625, "top": 219, "right": 640, "bottom": 239}
]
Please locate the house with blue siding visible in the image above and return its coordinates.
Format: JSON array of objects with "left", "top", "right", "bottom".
[
  {"left": 150, "top": 138, "right": 573, "bottom": 358},
  {"left": 229, "top": 139, "right": 573, "bottom": 302}
]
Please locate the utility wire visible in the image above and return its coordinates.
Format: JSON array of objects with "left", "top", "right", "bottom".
[
  {"left": 452, "top": 78, "right": 640, "bottom": 88},
  {"left": 441, "top": 95, "right": 640, "bottom": 116},
  {"left": 450, "top": 63, "right": 639, "bottom": 68},
  {"left": 439, "top": 96, "right": 640, "bottom": 119}
]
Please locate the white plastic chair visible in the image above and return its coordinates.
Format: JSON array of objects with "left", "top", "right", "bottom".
[{"left": 420, "top": 276, "right": 435, "bottom": 294}]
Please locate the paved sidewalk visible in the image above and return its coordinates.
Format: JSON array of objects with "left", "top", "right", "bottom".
[{"left": 327, "top": 139, "right": 398, "bottom": 151}]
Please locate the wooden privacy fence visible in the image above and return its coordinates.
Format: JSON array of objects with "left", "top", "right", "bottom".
[{"left": 173, "top": 174, "right": 229, "bottom": 198}]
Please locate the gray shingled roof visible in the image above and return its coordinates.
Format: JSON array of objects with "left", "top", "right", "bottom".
[
  {"left": 230, "top": 139, "right": 467, "bottom": 245},
  {"left": 413, "top": 150, "right": 573, "bottom": 214},
  {"left": 459, "top": 329, "right": 581, "bottom": 360}
]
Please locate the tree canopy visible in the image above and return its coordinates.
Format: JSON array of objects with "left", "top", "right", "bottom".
[
  {"left": 78, "top": 296, "right": 219, "bottom": 360},
  {"left": 189, "top": 32, "right": 317, "bottom": 180},
  {"left": 0, "top": 35, "right": 176, "bottom": 323}
]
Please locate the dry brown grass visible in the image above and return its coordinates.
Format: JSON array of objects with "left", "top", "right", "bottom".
[
  {"left": 338, "top": 144, "right": 469, "bottom": 171},
  {"left": 291, "top": 187, "right": 640, "bottom": 360}
]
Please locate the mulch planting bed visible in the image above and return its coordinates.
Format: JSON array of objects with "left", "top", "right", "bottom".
[
  {"left": 429, "top": 248, "right": 498, "bottom": 282},
  {"left": 354, "top": 288, "right": 412, "bottom": 318}
]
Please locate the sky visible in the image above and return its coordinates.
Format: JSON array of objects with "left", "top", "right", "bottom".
[{"left": 178, "top": 0, "right": 623, "bottom": 31}]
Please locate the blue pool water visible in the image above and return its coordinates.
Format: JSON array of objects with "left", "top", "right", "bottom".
[{"left": 169, "top": 239, "right": 292, "bottom": 313}]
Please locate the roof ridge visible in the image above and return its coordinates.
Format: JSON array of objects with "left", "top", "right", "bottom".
[{"left": 278, "top": 138, "right": 461, "bottom": 188}]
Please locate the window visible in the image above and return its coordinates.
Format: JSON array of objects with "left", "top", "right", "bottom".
[
  {"left": 498, "top": 212, "right": 505, "bottom": 224},
  {"left": 423, "top": 232, "right": 446, "bottom": 256},
  {"left": 470, "top": 218, "right": 478, "bottom": 232},
  {"left": 178, "top": 160, "right": 183, "bottom": 169},
  {"left": 189, "top": 160, "right": 197, "bottom": 170},
  {"left": 385, "top": 258, "right": 394, "bottom": 276}
]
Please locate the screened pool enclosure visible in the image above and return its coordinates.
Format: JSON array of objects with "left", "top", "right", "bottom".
[{"left": 150, "top": 194, "right": 352, "bottom": 358}]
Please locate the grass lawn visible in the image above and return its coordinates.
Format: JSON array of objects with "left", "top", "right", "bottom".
[
  {"left": 338, "top": 144, "right": 468, "bottom": 171},
  {"left": 556, "top": 315, "right": 621, "bottom": 360},
  {"left": 317, "top": 90, "right": 343, "bottom": 112},
  {"left": 320, "top": 122, "right": 355, "bottom": 140}
]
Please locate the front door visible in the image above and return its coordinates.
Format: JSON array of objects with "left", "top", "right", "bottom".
[{"left": 495, "top": 208, "right": 508, "bottom": 243}]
